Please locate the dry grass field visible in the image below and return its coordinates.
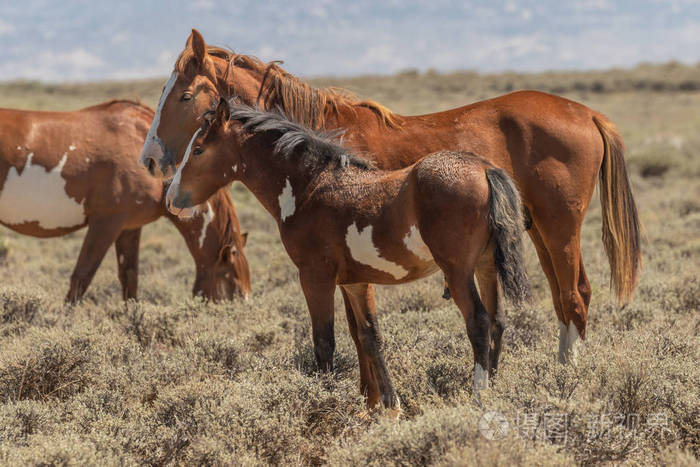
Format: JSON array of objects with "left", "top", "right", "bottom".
[{"left": 0, "top": 62, "right": 698, "bottom": 465}]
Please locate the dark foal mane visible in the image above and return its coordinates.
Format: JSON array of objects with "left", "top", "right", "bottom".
[
  {"left": 228, "top": 104, "right": 374, "bottom": 171},
  {"left": 176, "top": 45, "right": 401, "bottom": 130}
]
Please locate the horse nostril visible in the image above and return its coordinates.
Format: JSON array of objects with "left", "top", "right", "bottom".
[{"left": 147, "top": 158, "right": 156, "bottom": 176}]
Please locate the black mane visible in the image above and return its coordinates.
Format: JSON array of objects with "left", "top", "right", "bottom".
[{"left": 227, "top": 103, "right": 373, "bottom": 171}]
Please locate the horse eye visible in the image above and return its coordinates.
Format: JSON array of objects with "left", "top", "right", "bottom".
[
  {"left": 181, "top": 93, "right": 192, "bottom": 101},
  {"left": 193, "top": 147, "right": 203, "bottom": 156}
]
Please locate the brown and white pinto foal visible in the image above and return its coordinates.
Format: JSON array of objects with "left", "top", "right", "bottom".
[
  {"left": 0, "top": 100, "right": 250, "bottom": 302},
  {"left": 166, "top": 100, "right": 530, "bottom": 408}
]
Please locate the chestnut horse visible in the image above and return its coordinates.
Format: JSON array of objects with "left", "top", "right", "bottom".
[
  {"left": 0, "top": 100, "right": 250, "bottom": 302},
  {"left": 166, "top": 100, "right": 530, "bottom": 407},
  {"left": 139, "top": 30, "right": 641, "bottom": 364}
]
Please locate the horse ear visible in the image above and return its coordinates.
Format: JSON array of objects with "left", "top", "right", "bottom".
[
  {"left": 215, "top": 97, "right": 230, "bottom": 124},
  {"left": 241, "top": 231, "right": 248, "bottom": 247},
  {"left": 190, "top": 29, "right": 207, "bottom": 65}
]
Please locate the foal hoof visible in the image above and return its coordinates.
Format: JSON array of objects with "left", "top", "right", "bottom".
[
  {"left": 384, "top": 406, "right": 402, "bottom": 420},
  {"left": 442, "top": 286, "right": 451, "bottom": 300}
]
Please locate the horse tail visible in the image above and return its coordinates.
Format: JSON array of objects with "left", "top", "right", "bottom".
[
  {"left": 593, "top": 116, "right": 642, "bottom": 304},
  {"left": 485, "top": 168, "right": 531, "bottom": 306}
]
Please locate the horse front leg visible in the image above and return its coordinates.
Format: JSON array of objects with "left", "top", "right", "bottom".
[
  {"left": 299, "top": 269, "right": 336, "bottom": 372},
  {"left": 66, "top": 216, "right": 126, "bottom": 303}
]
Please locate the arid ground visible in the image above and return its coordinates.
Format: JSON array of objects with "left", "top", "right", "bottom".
[{"left": 0, "top": 63, "right": 698, "bottom": 465}]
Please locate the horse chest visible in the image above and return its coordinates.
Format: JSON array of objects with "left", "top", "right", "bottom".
[{"left": 0, "top": 153, "right": 86, "bottom": 231}]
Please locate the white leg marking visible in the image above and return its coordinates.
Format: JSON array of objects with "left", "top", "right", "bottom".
[
  {"left": 0, "top": 153, "right": 85, "bottom": 229},
  {"left": 345, "top": 222, "right": 408, "bottom": 279},
  {"left": 558, "top": 320, "right": 568, "bottom": 364},
  {"left": 403, "top": 225, "right": 433, "bottom": 262},
  {"left": 278, "top": 178, "right": 295, "bottom": 221},
  {"left": 558, "top": 320, "right": 581, "bottom": 364},
  {"left": 473, "top": 362, "right": 488, "bottom": 400},
  {"left": 198, "top": 202, "right": 214, "bottom": 249},
  {"left": 139, "top": 72, "right": 178, "bottom": 165},
  {"left": 566, "top": 321, "right": 581, "bottom": 361}
]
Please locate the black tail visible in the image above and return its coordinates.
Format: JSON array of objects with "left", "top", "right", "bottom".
[{"left": 485, "top": 169, "right": 531, "bottom": 305}]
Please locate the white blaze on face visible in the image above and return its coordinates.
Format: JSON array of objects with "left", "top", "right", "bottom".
[
  {"left": 139, "top": 72, "right": 178, "bottom": 166},
  {"left": 346, "top": 222, "right": 408, "bottom": 279},
  {"left": 0, "top": 153, "right": 85, "bottom": 229},
  {"left": 403, "top": 225, "right": 433, "bottom": 262},
  {"left": 167, "top": 128, "right": 201, "bottom": 210},
  {"left": 198, "top": 202, "right": 214, "bottom": 249},
  {"left": 278, "top": 178, "right": 295, "bottom": 221},
  {"left": 69, "top": 144, "right": 76, "bottom": 151}
]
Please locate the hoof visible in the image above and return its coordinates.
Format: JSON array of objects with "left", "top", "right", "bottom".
[
  {"left": 384, "top": 406, "right": 402, "bottom": 420},
  {"left": 442, "top": 286, "right": 451, "bottom": 300}
]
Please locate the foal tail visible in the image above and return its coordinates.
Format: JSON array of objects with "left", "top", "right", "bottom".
[
  {"left": 485, "top": 169, "right": 531, "bottom": 306},
  {"left": 593, "top": 116, "right": 642, "bottom": 304}
]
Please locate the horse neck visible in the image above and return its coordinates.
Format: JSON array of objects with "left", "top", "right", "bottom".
[{"left": 234, "top": 133, "right": 318, "bottom": 224}]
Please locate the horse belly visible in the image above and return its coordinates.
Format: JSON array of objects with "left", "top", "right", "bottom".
[{"left": 0, "top": 153, "right": 86, "bottom": 234}]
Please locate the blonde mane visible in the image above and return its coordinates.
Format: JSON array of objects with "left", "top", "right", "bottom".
[{"left": 177, "top": 46, "right": 401, "bottom": 130}]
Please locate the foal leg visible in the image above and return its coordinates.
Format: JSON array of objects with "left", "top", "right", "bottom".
[
  {"left": 445, "top": 269, "right": 491, "bottom": 402},
  {"left": 299, "top": 270, "right": 336, "bottom": 372},
  {"left": 475, "top": 253, "right": 505, "bottom": 378},
  {"left": 342, "top": 283, "right": 400, "bottom": 414},
  {"left": 66, "top": 217, "right": 125, "bottom": 303},
  {"left": 340, "top": 287, "right": 380, "bottom": 407},
  {"left": 115, "top": 228, "right": 141, "bottom": 301}
]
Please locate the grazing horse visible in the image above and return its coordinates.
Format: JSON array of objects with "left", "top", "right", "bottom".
[
  {"left": 139, "top": 30, "right": 641, "bottom": 364},
  {"left": 0, "top": 100, "right": 250, "bottom": 302},
  {"left": 165, "top": 100, "right": 530, "bottom": 407}
]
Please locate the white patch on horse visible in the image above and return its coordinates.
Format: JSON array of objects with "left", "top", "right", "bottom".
[
  {"left": 278, "top": 178, "right": 295, "bottom": 221},
  {"left": 119, "top": 254, "right": 125, "bottom": 265},
  {"left": 168, "top": 128, "right": 201, "bottom": 205},
  {"left": 139, "top": 72, "right": 177, "bottom": 165},
  {"left": 0, "top": 153, "right": 85, "bottom": 229},
  {"left": 198, "top": 202, "right": 214, "bottom": 249},
  {"left": 403, "top": 225, "right": 433, "bottom": 262},
  {"left": 84, "top": 157, "right": 90, "bottom": 163},
  {"left": 232, "top": 164, "right": 237, "bottom": 173},
  {"left": 346, "top": 222, "right": 408, "bottom": 279},
  {"left": 68, "top": 144, "right": 76, "bottom": 151},
  {"left": 473, "top": 362, "right": 488, "bottom": 399},
  {"left": 566, "top": 321, "right": 581, "bottom": 360},
  {"left": 558, "top": 321, "right": 568, "bottom": 364},
  {"left": 16, "top": 146, "right": 21, "bottom": 150},
  {"left": 558, "top": 320, "right": 581, "bottom": 363}
]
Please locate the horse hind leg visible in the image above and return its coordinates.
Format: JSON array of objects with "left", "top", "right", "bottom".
[
  {"left": 444, "top": 268, "right": 490, "bottom": 402},
  {"left": 534, "top": 220, "right": 588, "bottom": 364},
  {"left": 475, "top": 251, "right": 505, "bottom": 378},
  {"left": 340, "top": 286, "right": 380, "bottom": 408},
  {"left": 115, "top": 227, "right": 141, "bottom": 301}
]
